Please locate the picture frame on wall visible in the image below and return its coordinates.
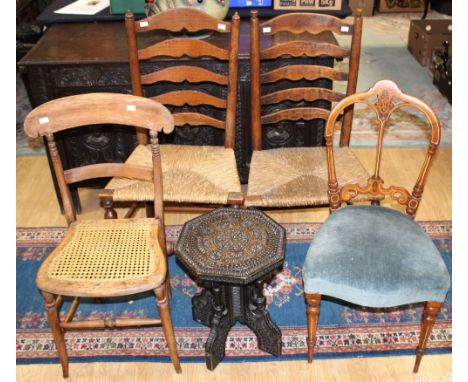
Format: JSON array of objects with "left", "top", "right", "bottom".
[{"left": 273, "top": 0, "right": 342, "bottom": 11}]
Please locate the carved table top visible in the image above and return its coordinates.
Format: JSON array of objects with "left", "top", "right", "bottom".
[{"left": 176, "top": 208, "right": 286, "bottom": 284}]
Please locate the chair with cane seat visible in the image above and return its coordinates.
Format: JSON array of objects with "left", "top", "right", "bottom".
[
  {"left": 101, "top": 8, "right": 243, "bottom": 218},
  {"left": 23, "top": 93, "right": 181, "bottom": 378},
  {"left": 245, "top": 10, "right": 369, "bottom": 209},
  {"left": 302, "top": 80, "right": 450, "bottom": 372}
]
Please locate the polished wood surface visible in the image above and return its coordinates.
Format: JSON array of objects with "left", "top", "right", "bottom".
[
  {"left": 250, "top": 10, "right": 362, "bottom": 151},
  {"left": 304, "top": 81, "right": 448, "bottom": 373},
  {"left": 16, "top": 146, "right": 451, "bottom": 380},
  {"left": 325, "top": 80, "right": 441, "bottom": 218},
  {"left": 22, "top": 93, "right": 181, "bottom": 377},
  {"left": 125, "top": 9, "right": 240, "bottom": 147}
]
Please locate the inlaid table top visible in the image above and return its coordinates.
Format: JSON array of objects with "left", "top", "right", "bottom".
[{"left": 176, "top": 208, "right": 286, "bottom": 284}]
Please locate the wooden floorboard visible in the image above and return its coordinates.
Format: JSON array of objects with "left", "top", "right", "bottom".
[{"left": 16, "top": 147, "right": 452, "bottom": 381}]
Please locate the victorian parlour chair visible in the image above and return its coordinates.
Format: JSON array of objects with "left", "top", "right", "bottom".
[
  {"left": 302, "top": 80, "right": 450, "bottom": 372},
  {"left": 101, "top": 8, "right": 243, "bottom": 218},
  {"left": 23, "top": 93, "right": 181, "bottom": 378},
  {"left": 245, "top": 10, "right": 369, "bottom": 209}
]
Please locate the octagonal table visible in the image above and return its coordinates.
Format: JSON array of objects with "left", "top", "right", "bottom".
[{"left": 175, "top": 208, "right": 286, "bottom": 370}]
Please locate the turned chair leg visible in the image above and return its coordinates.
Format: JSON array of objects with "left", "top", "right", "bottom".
[
  {"left": 305, "top": 293, "right": 321, "bottom": 363},
  {"left": 154, "top": 285, "right": 182, "bottom": 373},
  {"left": 42, "top": 292, "right": 69, "bottom": 378},
  {"left": 414, "top": 301, "right": 443, "bottom": 373},
  {"left": 102, "top": 198, "right": 118, "bottom": 219}
]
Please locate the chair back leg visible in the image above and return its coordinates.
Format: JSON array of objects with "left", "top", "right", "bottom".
[
  {"left": 414, "top": 301, "right": 443, "bottom": 373},
  {"left": 42, "top": 291, "right": 69, "bottom": 378},
  {"left": 305, "top": 293, "right": 321, "bottom": 363},
  {"left": 154, "top": 285, "right": 182, "bottom": 373}
]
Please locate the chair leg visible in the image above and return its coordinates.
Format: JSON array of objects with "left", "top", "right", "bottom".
[
  {"left": 154, "top": 285, "right": 182, "bottom": 373},
  {"left": 305, "top": 293, "right": 321, "bottom": 363},
  {"left": 102, "top": 198, "right": 118, "bottom": 219},
  {"left": 414, "top": 301, "right": 442, "bottom": 373},
  {"left": 42, "top": 291, "right": 69, "bottom": 378}
]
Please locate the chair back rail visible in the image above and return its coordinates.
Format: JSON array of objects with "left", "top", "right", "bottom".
[
  {"left": 261, "top": 108, "right": 330, "bottom": 125},
  {"left": 24, "top": 93, "right": 173, "bottom": 243},
  {"left": 260, "top": 88, "right": 345, "bottom": 105},
  {"left": 126, "top": 9, "right": 240, "bottom": 149},
  {"left": 134, "top": 7, "right": 232, "bottom": 33},
  {"left": 260, "top": 65, "right": 348, "bottom": 84},
  {"left": 259, "top": 12, "right": 355, "bottom": 36},
  {"left": 250, "top": 9, "right": 362, "bottom": 151},
  {"left": 141, "top": 66, "right": 229, "bottom": 85},
  {"left": 324, "top": 80, "right": 441, "bottom": 218}
]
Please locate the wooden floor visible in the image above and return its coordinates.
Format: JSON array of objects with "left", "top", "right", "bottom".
[{"left": 16, "top": 147, "right": 452, "bottom": 381}]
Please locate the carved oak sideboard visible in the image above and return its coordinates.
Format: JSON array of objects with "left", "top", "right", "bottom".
[{"left": 18, "top": 20, "right": 336, "bottom": 212}]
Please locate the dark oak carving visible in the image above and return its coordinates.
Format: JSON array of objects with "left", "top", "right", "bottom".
[{"left": 175, "top": 208, "right": 286, "bottom": 370}]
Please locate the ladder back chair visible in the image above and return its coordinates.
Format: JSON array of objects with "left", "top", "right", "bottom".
[
  {"left": 102, "top": 8, "right": 243, "bottom": 218},
  {"left": 23, "top": 93, "right": 181, "bottom": 378},
  {"left": 302, "top": 80, "right": 450, "bottom": 372},
  {"left": 245, "top": 9, "right": 369, "bottom": 208}
]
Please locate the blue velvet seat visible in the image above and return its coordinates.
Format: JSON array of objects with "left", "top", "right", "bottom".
[
  {"left": 302, "top": 80, "right": 450, "bottom": 373},
  {"left": 303, "top": 205, "right": 450, "bottom": 308}
]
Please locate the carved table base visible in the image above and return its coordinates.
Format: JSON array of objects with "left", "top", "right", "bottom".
[{"left": 192, "top": 277, "right": 282, "bottom": 370}]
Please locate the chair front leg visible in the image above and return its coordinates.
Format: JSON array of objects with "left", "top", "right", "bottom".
[
  {"left": 305, "top": 293, "right": 321, "bottom": 363},
  {"left": 414, "top": 300, "right": 443, "bottom": 373},
  {"left": 42, "top": 291, "right": 69, "bottom": 378},
  {"left": 154, "top": 285, "right": 182, "bottom": 373}
]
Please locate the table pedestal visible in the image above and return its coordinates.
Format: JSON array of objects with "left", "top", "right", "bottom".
[{"left": 192, "top": 277, "right": 282, "bottom": 370}]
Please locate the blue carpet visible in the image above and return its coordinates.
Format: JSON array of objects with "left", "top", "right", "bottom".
[{"left": 16, "top": 222, "right": 451, "bottom": 364}]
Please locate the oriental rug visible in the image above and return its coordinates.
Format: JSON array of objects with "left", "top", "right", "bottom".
[{"left": 16, "top": 222, "right": 452, "bottom": 365}]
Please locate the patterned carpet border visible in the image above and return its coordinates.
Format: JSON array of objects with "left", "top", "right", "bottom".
[
  {"left": 16, "top": 221, "right": 452, "bottom": 244},
  {"left": 16, "top": 222, "right": 452, "bottom": 364}
]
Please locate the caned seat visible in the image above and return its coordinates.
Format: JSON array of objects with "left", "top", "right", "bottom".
[
  {"left": 101, "top": 8, "right": 242, "bottom": 217},
  {"left": 302, "top": 80, "right": 450, "bottom": 373},
  {"left": 107, "top": 144, "right": 241, "bottom": 205},
  {"left": 23, "top": 93, "right": 181, "bottom": 378},
  {"left": 37, "top": 219, "right": 165, "bottom": 297},
  {"left": 246, "top": 10, "right": 368, "bottom": 209}
]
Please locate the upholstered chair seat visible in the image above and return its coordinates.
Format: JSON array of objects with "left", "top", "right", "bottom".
[
  {"left": 302, "top": 80, "right": 450, "bottom": 373},
  {"left": 106, "top": 144, "right": 241, "bottom": 205},
  {"left": 303, "top": 205, "right": 450, "bottom": 308}
]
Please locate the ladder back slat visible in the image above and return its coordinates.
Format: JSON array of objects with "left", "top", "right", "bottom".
[
  {"left": 261, "top": 108, "right": 330, "bottom": 125},
  {"left": 261, "top": 88, "right": 345, "bottom": 105},
  {"left": 151, "top": 90, "right": 227, "bottom": 108},
  {"left": 261, "top": 41, "right": 350, "bottom": 60},
  {"left": 261, "top": 65, "right": 348, "bottom": 84},
  {"left": 138, "top": 39, "right": 229, "bottom": 60},
  {"left": 141, "top": 66, "right": 228, "bottom": 85},
  {"left": 260, "top": 13, "right": 354, "bottom": 36},
  {"left": 134, "top": 8, "right": 231, "bottom": 33},
  {"left": 174, "top": 112, "right": 225, "bottom": 129}
]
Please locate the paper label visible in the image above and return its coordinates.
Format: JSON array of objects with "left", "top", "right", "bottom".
[
  {"left": 140, "top": 21, "right": 149, "bottom": 28},
  {"left": 39, "top": 116, "right": 49, "bottom": 124},
  {"left": 127, "top": 105, "right": 136, "bottom": 111},
  {"left": 218, "top": 23, "right": 226, "bottom": 31},
  {"left": 341, "top": 26, "right": 350, "bottom": 33},
  {"left": 263, "top": 27, "right": 271, "bottom": 33}
]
